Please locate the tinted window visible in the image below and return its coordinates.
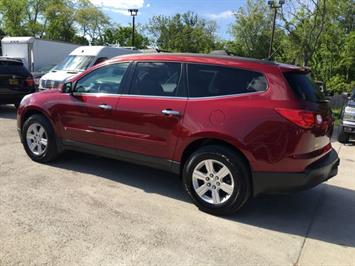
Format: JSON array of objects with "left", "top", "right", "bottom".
[
  {"left": 75, "top": 63, "right": 129, "bottom": 94},
  {"left": 351, "top": 89, "right": 355, "bottom": 100},
  {"left": 188, "top": 64, "right": 267, "bottom": 97},
  {"left": 284, "top": 72, "right": 325, "bottom": 102},
  {"left": 130, "top": 62, "right": 182, "bottom": 97},
  {"left": 0, "top": 60, "right": 29, "bottom": 75}
]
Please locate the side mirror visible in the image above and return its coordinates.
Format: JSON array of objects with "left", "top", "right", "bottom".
[{"left": 62, "top": 82, "right": 73, "bottom": 93}]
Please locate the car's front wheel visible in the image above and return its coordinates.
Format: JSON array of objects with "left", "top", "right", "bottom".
[
  {"left": 183, "top": 145, "right": 251, "bottom": 215},
  {"left": 22, "top": 114, "right": 60, "bottom": 163}
]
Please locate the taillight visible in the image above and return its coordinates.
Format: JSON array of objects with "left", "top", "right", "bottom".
[
  {"left": 25, "top": 77, "right": 35, "bottom": 87},
  {"left": 275, "top": 108, "right": 318, "bottom": 129}
]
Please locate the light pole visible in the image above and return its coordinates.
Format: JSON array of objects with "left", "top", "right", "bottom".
[
  {"left": 267, "top": 0, "right": 285, "bottom": 59},
  {"left": 128, "top": 9, "right": 138, "bottom": 48}
]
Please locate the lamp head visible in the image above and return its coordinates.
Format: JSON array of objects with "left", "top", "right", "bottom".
[{"left": 128, "top": 9, "right": 138, "bottom": 16}]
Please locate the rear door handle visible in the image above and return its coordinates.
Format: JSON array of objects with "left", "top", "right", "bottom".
[
  {"left": 98, "top": 104, "right": 112, "bottom": 111},
  {"left": 162, "top": 109, "right": 180, "bottom": 116}
]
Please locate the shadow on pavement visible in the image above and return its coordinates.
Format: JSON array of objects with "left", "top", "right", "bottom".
[
  {"left": 0, "top": 105, "right": 17, "bottom": 119},
  {"left": 234, "top": 184, "right": 355, "bottom": 248},
  {"left": 51, "top": 151, "right": 355, "bottom": 248}
]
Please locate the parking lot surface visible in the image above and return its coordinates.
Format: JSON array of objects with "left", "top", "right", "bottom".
[{"left": 0, "top": 105, "right": 354, "bottom": 266}]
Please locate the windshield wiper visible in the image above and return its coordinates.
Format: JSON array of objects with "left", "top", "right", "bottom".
[
  {"left": 317, "top": 99, "right": 329, "bottom": 103},
  {"left": 66, "top": 70, "right": 80, "bottom": 74}
]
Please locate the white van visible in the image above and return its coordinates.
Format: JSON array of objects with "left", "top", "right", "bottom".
[{"left": 39, "top": 46, "right": 140, "bottom": 90}]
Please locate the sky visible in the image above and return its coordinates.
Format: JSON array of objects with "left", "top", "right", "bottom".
[{"left": 89, "top": 0, "right": 248, "bottom": 40}]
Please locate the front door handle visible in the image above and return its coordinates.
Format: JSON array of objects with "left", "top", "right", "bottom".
[
  {"left": 98, "top": 104, "right": 112, "bottom": 111},
  {"left": 162, "top": 109, "right": 180, "bottom": 117}
]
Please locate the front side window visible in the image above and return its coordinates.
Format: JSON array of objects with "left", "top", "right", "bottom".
[
  {"left": 188, "top": 64, "right": 268, "bottom": 97},
  {"left": 54, "top": 55, "right": 95, "bottom": 72},
  {"left": 75, "top": 63, "right": 130, "bottom": 94},
  {"left": 130, "top": 62, "right": 182, "bottom": 97}
]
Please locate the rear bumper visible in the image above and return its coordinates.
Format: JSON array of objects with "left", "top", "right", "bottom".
[
  {"left": 0, "top": 91, "right": 34, "bottom": 104},
  {"left": 252, "top": 149, "right": 340, "bottom": 196}
]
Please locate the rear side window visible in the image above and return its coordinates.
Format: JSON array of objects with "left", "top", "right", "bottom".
[
  {"left": 130, "top": 62, "right": 182, "bottom": 97},
  {"left": 187, "top": 64, "right": 267, "bottom": 98},
  {"left": 0, "top": 60, "right": 29, "bottom": 75},
  {"left": 284, "top": 72, "right": 325, "bottom": 102}
]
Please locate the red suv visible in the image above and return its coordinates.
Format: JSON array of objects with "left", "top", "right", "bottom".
[{"left": 17, "top": 53, "right": 340, "bottom": 215}]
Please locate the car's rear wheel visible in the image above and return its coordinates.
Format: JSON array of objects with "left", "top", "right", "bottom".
[
  {"left": 338, "top": 126, "right": 349, "bottom": 143},
  {"left": 183, "top": 145, "right": 251, "bottom": 215},
  {"left": 22, "top": 114, "right": 60, "bottom": 163}
]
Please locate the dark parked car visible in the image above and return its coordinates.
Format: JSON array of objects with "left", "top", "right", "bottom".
[
  {"left": 338, "top": 89, "right": 355, "bottom": 143},
  {"left": 0, "top": 57, "right": 36, "bottom": 108},
  {"left": 17, "top": 53, "right": 340, "bottom": 215}
]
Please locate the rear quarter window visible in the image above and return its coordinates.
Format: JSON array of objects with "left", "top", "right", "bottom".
[
  {"left": 187, "top": 64, "right": 267, "bottom": 98},
  {"left": 284, "top": 72, "right": 325, "bottom": 102}
]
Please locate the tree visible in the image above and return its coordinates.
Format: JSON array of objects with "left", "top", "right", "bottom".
[
  {"left": 280, "top": 0, "right": 327, "bottom": 66},
  {"left": 229, "top": 0, "right": 276, "bottom": 59},
  {"left": 146, "top": 12, "right": 218, "bottom": 53},
  {"left": 289, "top": 0, "right": 355, "bottom": 92},
  {"left": 102, "top": 25, "right": 149, "bottom": 48},
  {"left": 43, "top": 0, "right": 76, "bottom": 42},
  {"left": 25, "top": 0, "right": 51, "bottom": 37},
  {"left": 0, "top": 0, "right": 28, "bottom": 35},
  {"left": 75, "top": 0, "right": 110, "bottom": 44}
]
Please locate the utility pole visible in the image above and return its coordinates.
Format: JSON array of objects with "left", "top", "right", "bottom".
[
  {"left": 128, "top": 9, "right": 139, "bottom": 48},
  {"left": 267, "top": 0, "right": 285, "bottom": 59}
]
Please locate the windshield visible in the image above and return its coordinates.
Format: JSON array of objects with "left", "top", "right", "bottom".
[
  {"left": 38, "top": 64, "right": 56, "bottom": 72},
  {"left": 54, "top": 55, "right": 95, "bottom": 72}
]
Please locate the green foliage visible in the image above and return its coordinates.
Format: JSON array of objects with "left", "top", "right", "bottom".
[
  {"left": 229, "top": 0, "right": 273, "bottom": 59},
  {"left": 229, "top": 0, "right": 354, "bottom": 94},
  {"left": 75, "top": 0, "right": 110, "bottom": 45},
  {"left": 102, "top": 25, "right": 149, "bottom": 49},
  {"left": 0, "top": 0, "right": 28, "bottom": 35},
  {"left": 0, "top": 0, "right": 353, "bottom": 93},
  {"left": 44, "top": 0, "right": 76, "bottom": 42},
  {"left": 0, "top": 0, "right": 110, "bottom": 44},
  {"left": 146, "top": 12, "right": 219, "bottom": 53}
]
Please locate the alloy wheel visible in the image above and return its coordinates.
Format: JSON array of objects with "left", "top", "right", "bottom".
[
  {"left": 192, "top": 159, "right": 235, "bottom": 205},
  {"left": 26, "top": 123, "right": 48, "bottom": 156}
]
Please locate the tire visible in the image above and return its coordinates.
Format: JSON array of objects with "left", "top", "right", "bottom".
[
  {"left": 22, "top": 114, "right": 60, "bottom": 163},
  {"left": 338, "top": 126, "right": 349, "bottom": 144},
  {"left": 183, "top": 145, "right": 251, "bottom": 216}
]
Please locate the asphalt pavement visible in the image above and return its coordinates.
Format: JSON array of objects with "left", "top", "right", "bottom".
[{"left": 0, "top": 105, "right": 354, "bottom": 266}]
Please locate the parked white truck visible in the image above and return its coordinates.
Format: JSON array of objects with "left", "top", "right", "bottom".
[
  {"left": 1, "top": 37, "right": 79, "bottom": 72},
  {"left": 39, "top": 46, "right": 140, "bottom": 90}
]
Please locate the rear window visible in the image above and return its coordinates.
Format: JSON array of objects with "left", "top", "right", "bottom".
[
  {"left": 0, "top": 60, "right": 29, "bottom": 75},
  {"left": 0, "top": 60, "right": 23, "bottom": 66},
  {"left": 188, "top": 64, "right": 267, "bottom": 98},
  {"left": 284, "top": 72, "right": 325, "bottom": 102}
]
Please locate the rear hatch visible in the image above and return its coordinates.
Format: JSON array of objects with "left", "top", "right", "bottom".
[
  {"left": 281, "top": 70, "right": 333, "bottom": 158},
  {"left": 0, "top": 59, "right": 34, "bottom": 94}
]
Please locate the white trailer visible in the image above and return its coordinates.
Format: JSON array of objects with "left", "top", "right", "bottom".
[{"left": 1, "top": 37, "right": 79, "bottom": 72}]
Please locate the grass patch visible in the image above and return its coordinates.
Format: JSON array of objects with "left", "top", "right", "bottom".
[{"left": 332, "top": 108, "right": 342, "bottom": 126}]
